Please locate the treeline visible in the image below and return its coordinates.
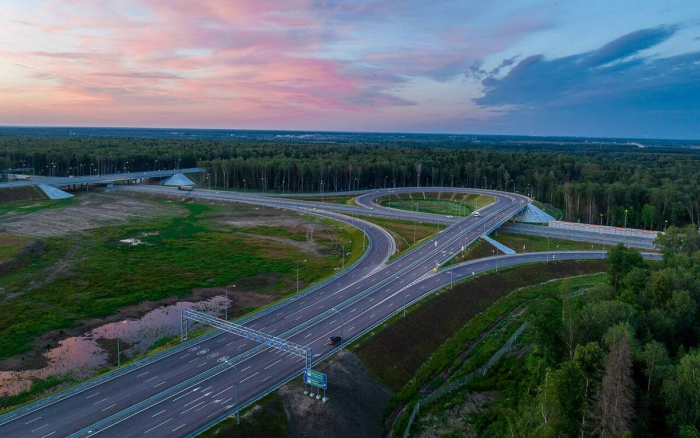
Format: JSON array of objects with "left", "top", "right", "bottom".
[
  {"left": 1, "top": 137, "right": 699, "bottom": 229},
  {"left": 492, "top": 228, "right": 700, "bottom": 437}
]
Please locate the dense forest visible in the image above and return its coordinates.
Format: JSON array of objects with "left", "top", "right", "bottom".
[
  {"left": 1, "top": 136, "right": 699, "bottom": 229},
  {"left": 474, "top": 227, "right": 700, "bottom": 437}
]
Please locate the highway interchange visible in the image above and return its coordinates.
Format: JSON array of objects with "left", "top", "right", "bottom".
[{"left": 0, "top": 186, "right": 660, "bottom": 438}]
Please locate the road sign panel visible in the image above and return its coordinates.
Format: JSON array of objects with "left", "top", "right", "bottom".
[{"left": 304, "top": 369, "right": 327, "bottom": 389}]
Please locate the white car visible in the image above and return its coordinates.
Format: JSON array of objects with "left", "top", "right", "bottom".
[{"left": 473, "top": 211, "right": 480, "bottom": 217}]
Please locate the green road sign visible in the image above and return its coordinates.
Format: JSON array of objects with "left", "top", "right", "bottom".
[{"left": 303, "top": 369, "right": 327, "bottom": 389}]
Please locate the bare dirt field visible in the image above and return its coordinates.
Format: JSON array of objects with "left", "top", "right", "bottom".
[{"left": 0, "top": 192, "right": 184, "bottom": 237}]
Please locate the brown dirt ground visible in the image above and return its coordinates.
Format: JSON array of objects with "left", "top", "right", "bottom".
[{"left": 0, "top": 192, "right": 184, "bottom": 237}]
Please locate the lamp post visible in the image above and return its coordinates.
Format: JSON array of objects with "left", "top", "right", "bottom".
[
  {"left": 224, "top": 285, "right": 236, "bottom": 321},
  {"left": 624, "top": 209, "right": 629, "bottom": 228},
  {"left": 296, "top": 260, "right": 307, "bottom": 294}
]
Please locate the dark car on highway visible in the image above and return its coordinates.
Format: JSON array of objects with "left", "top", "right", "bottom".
[{"left": 326, "top": 336, "right": 342, "bottom": 345}]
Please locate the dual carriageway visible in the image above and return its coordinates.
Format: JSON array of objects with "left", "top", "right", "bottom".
[{"left": 0, "top": 186, "right": 659, "bottom": 437}]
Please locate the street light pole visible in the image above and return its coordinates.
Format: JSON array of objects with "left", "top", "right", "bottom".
[{"left": 624, "top": 209, "right": 628, "bottom": 228}]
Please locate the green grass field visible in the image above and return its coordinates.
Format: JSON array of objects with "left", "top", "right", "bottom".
[
  {"left": 0, "top": 199, "right": 364, "bottom": 361},
  {"left": 491, "top": 231, "right": 604, "bottom": 253},
  {"left": 285, "top": 194, "right": 357, "bottom": 205},
  {"left": 357, "top": 215, "right": 438, "bottom": 255},
  {"left": 377, "top": 192, "right": 495, "bottom": 217}
]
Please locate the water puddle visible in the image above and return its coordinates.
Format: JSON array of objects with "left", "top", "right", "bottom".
[{"left": 0, "top": 296, "right": 227, "bottom": 396}]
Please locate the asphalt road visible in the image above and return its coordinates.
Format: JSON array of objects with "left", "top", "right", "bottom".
[{"left": 0, "top": 188, "right": 528, "bottom": 437}]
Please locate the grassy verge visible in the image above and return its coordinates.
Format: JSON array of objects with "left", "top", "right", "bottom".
[
  {"left": 356, "top": 215, "right": 437, "bottom": 255},
  {"left": 353, "top": 261, "right": 607, "bottom": 397},
  {"left": 0, "top": 200, "right": 363, "bottom": 361},
  {"left": 377, "top": 192, "right": 495, "bottom": 216},
  {"left": 409, "top": 274, "right": 607, "bottom": 436},
  {"left": 491, "top": 231, "right": 604, "bottom": 252},
  {"left": 285, "top": 195, "right": 357, "bottom": 205},
  {"left": 442, "top": 238, "right": 496, "bottom": 267}
]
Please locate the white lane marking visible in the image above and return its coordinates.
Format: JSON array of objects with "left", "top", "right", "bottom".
[
  {"left": 172, "top": 388, "right": 198, "bottom": 402},
  {"left": 240, "top": 372, "right": 259, "bottom": 383},
  {"left": 153, "top": 381, "right": 167, "bottom": 388},
  {"left": 217, "top": 338, "right": 227, "bottom": 343},
  {"left": 194, "top": 401, "right": 217, "bottom": 413},
  {"left": 172, "top": 424, "right": 187, "bottom": 432},
  {"left": 188, "top": 357, "right": 199, "bottom": 363},
  {"left": 136, "top": 371, "right": 150, "bottom": 377},
  {"left": 24, "top": 417, "right": 42, "bottom": 424},
  {"left": 152, "top": 409, "right": 166, "bottom": 417},
  {"left": 262, "top": 376, "right": 272, "bottom": 383},
  {"left": 241, "top": 366, "right": 251, "bottom": 372},
  {"left": 348, "top": 326, "right": 355, "bottom": 331},
  {"left": 93, "top": 397, "right": 109, "bottom": 405},
  {"left": 144, "top": 418, "right": 172, "bottom": 434},
  {"left": 85, "top": 392, "right": 101, "bottom": 400},
  {"left": 145, "top": 376, "right": 158, "bottom": 383},
  {"left": 211, "top": 385, "right": 234, "bottom": 398},
  {"left": 264, "top": 359, "right": 282, "bottom": 369},
  {"left": 197, "top": 361, "right": 208, "bottom": 368},
  {"left": 179, "top": 354, "right": 190, "bottom": 359},
  {"left": 304, "top": 333, "right": 312, "bottom": 338},
  {"left": 296, "top": 316, "right": 302, "bottom": 320},
  {"left": 225, "top": 341, "right": 236, "bottom": 346},
  {"left": 40, "top": 432, "right": 55, "bottom": 438},
  {"left": 101, "top": 404, "right": 116, "bottom": 412},
  {"left": 31, "top": 424, "right": 49, "bottom": 432}
]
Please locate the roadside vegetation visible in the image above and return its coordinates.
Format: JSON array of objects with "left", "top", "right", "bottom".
[
  {"left": 376, "top": 191, "right": 494, "bottom": 216},
  {"left": 356, "top": 215, "right": 437, "bottom": 254},
  {"left": 491, "top": 231, "right": 605, "bottom": 253},
  {"left": 0, "top": 195, "right": 364, "bottom": 363},
  {"left": 353, "top": 260, "right": 607, "bottom": 395},
  {"left": 406, "top": 226, "right": 700, "bottom": 437},
  {"left": 285, "top": 195, "right": 357, "bottom": 205}
]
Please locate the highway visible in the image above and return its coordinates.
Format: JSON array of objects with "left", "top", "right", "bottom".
[
  {"left": 0, "top": 187, "right": 526, "bottom": 437},
  {"left": 0, "top": 187, "right": 652, "bottom": 438}
]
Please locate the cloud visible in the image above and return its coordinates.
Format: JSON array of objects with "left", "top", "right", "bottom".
[
  {"left": 475, "top": 25, "right": 684, "bottom": 107},
  {"left": 470, "top": 25, "right": 700, "bottom": 138}
]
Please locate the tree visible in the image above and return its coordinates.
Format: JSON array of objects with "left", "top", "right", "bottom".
[
  {"left": 607, "top": 244, "right": 646, "bottom": 293},
  {"left": 529, "top": 297, "right": 564, "bottom": 365},
  {"left": 651, "top": 273, "right": 671, "bottom": 308},
  {"left": 641, "top": 340, "right": 670, "bottom": 394},
  {"left": 591, "top": 324, "right": 636, "bottom": 437},
  {"left": 663, "top": 350, "right": 700, "bottom": 433}
]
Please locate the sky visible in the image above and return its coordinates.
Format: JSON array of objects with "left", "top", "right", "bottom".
[{"left": 1, "top": 1, "right": 699, "bottom": 139}]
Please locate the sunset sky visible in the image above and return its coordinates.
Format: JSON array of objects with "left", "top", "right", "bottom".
[{"left": 1, "top": 1, "right": 699, "bottom": 138}]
